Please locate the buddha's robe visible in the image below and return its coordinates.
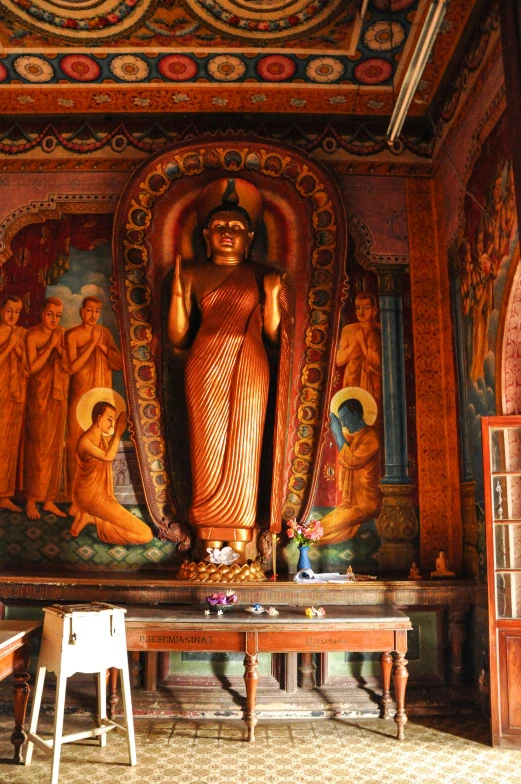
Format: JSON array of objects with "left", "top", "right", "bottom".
[
  {"left": 339, "top": 323, "right": 381, "bottom": 409},
  {"left": 71, "top": 433, "right": 152, "bottom": 545},
  {"left": 66, "top": 325, "right": 122, "bottom": 494},
  {"left": 186, "top": 265, "right": 269, "bottom": 542},
  {"left": 0, "top": 327, "right": 27, "bottom": 499},
  {"left": 318, "top": 425, "right": 382, "bottom": 546},
  {"left": 23, "top": 327, "right": 68, "bottom": 502}
]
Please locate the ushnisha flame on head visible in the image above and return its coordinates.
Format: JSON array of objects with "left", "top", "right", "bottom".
[{"left": 196, "top": 177, "right": 263, "bottom": 233}]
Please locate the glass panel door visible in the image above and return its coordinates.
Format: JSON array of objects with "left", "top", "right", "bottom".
[
  {"left": 482, "top": 416, "right": 521, "bottom": 746},
  {"left": 490, "top": 427, "right": 521, "bottom": 619}
]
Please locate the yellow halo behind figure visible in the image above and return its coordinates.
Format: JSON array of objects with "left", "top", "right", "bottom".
[
  {"left": 76, "top": 387, "right": 126, "bottom": 434},
  {"left": 330, "top": 386, "right": 378, "bottom": 427}
]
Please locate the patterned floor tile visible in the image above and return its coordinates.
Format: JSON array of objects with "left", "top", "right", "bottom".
[{"left": 0, "top": 715, "right": 520, "bottom": 784}]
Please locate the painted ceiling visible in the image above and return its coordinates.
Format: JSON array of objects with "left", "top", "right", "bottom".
[{"left": 0, "top": 0, "right": 478, "bottom": 116}]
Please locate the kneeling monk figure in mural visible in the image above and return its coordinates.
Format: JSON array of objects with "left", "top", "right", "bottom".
[
  {"left": 70, "top": 398, "right": 153, "bottom": 545},
  {"left": 318, "top": 393, "right": 382, "bottom": 546},
  {"left": 168, "top": 178, "right": 284, "bottom": 560}
]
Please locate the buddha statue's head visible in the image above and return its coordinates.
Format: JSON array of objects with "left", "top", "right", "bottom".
[{"left": 197, "top": 178, "right": 263, "bottom": 264}]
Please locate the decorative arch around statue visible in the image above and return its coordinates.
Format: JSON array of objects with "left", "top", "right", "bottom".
[{"left": 113, "top": 134, "right": 347, "bottom": 549}]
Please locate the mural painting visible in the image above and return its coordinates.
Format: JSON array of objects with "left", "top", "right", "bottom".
[
  {"left": 457, "top": 113, "right": 519, "bottom": 502},
  {"left": 0, "top": 295, "right": 26, "bottom": 514},
  {"left": 307, "top": 252, "right": 384, "bottom": 573},
  {"left": 71, "top": 392, "right": 152, "bottom": 545},
  {"left": 0, "top": 137, "right": 352, "bottom": 574},
  {"left": 24, "top": 297, "right": 68, "bottom": 521},
  {"left": 0, "top": 143, "right": 421, "bottom": 577},
  {"left": 318, "top": 386, "right": 381, "bottom": 547},
  {"left": 0, "top": 216, "right": 165, "bottom": 571}
]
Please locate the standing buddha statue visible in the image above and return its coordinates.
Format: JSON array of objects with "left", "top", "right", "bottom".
[{"left": 168, "top": 178, "right": 284, "bottom": 568}]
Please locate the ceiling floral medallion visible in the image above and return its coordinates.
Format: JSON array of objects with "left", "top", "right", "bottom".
[
  {"left": 207, "top": 54, "right": 246, "bottom": 81},
  {"left": 183, "top": 0, "right": 345, "bottom": 41},
  {"left": 2, "top": 0, "right": 156, "bottom": 41},
  {"left": 13, "top": 55, "right": 54, "bottom": 82},
  {"left": 305, "top": 56, "right": 344, "bottom": 83},
  {"left": 109, "top": 54, "right": 150, "bottom": 81},
  {"left": 364, "top": 20, "right": 406, "bottom": 51}
]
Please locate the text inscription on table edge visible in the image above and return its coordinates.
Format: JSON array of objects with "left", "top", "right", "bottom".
[
  {"left": 257, "top": 630, "right": 396, "bottom": 652},
  {"left": 126, "top": 630, "right": 244, "bottom": 651}
]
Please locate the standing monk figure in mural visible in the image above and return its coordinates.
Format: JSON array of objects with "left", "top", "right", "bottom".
[
  {"left": 318, "top": 394, "right": 381, "bottom": 546},
  {"left": 71, "top": 399, "right": 152, "bottom": 545},
  {"left": 24, "top": 297, "right": 69, "bottom": 520},
  {"left": 336, "top": 293, "right": 381, "bottom": 412},
  {"left": 65, "top": 296, "right": 122, "bottom": 495},
  {"left": 0, "top": 296, "right": 27, "bottom": 512},
  {"left": 168, "top": 178, "right": 284, "bottom": 561}
]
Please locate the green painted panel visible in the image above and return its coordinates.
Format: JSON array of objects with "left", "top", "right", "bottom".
[
  {"left": 327, "top": 611, "right": 440, "bottom": 680},
  {"left": 168, "top": 651, "right": 272, "bottom": 678},
  {"left": 3, "top": 606, "right": 44, "bottom": 621}
]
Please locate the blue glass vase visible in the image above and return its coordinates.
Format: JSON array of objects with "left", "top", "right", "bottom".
[{"left": 297, "top": 545, "right": 312, "bottom": 572}]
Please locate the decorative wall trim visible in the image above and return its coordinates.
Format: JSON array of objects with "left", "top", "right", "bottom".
[
  {"left": 406, "top": 177, "right": 462, "bottom": 570},
  {"left": 0, "top": 120, "right": 433, "bottom": 165}
]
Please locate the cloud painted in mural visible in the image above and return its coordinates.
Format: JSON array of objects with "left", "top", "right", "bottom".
[{"left": 46, "top": 243, "right": 119, "bottom": 341}]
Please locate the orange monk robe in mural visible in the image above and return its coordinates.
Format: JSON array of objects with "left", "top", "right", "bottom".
[
  {"left": 336, "top": 293, "right": 381, "bottom": 412},
  {"left": 23, "top": 298, "right": 69, "bottom": 520},
  {"left": 0, "top": 296, "right": 27, "bottom": 512},
  {"left": 318, "top": 400, "right": 382, "bottom": 546},
  {"left": 65, "top": 297, "right": 122, "bottom": 495},
  {"left": 70, "top": 402, "right": 152, "bottom": 545}
]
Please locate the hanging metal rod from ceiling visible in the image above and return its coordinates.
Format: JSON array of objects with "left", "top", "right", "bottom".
[
  {"left": 386, "top": 0, "right": 448, "bottom": 146},
  {"left": 348, "top": 0, "right": 371, "bottom": 56}
]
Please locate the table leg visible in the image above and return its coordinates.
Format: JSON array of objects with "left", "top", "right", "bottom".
[
  {"left": 108, "top": 666, "right": 119, "bottom": 719},
  {"left": 243, "top": 652, "right": 259, "bottom": 742},
  {"left": 393, "top": 652, "right": 409, "bottom": 740},
  {"left": 11, "top": 669, "right": 30, "bottom": 763},
  {"left": 380, "top": 652, "right": 393, "bottom": 720},
  {"left": 298, "top": 653, "right": 316, "bottom": 689}
]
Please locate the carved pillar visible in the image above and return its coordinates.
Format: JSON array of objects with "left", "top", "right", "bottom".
[
  {"left": 375, "top": 265, "right": 419, "bottom": 571},
  {"left": 449, "top": 260, "right": 479, "bottom": 578},
  {"left": 406, "top": 177, "right": 463, "bottom": 571}
]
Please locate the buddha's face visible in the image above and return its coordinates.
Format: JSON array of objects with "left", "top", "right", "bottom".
[{"left": 204, "top": 211, "right": 253, "bottom": 264}]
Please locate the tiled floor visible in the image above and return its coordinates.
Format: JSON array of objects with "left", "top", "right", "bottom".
[{"left": 0, "top": 715, "right": 519, "bottom": 784}]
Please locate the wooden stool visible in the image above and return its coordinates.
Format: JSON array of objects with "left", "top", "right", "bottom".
[{"left": 24, "top": 602, "right": 137, "bottom": 784}]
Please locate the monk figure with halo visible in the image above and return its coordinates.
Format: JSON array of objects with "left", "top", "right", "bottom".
[
  {"left": 317, "top": 386, "right": 382, "bottom": 547},
  {"left": 70, "top": 387, "right": 153, "bottom": 545}
]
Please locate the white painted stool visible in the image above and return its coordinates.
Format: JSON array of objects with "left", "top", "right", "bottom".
[{"left": 24, "top": 602, "right": 137, "bottom": 784}]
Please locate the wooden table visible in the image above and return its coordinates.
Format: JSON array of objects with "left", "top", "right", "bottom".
[
  {"left": 0, "top": 621, "right": 41, "bottom": 762},
  {"left": 123, "top": 605, "right": 412, "bottom": 741}
]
